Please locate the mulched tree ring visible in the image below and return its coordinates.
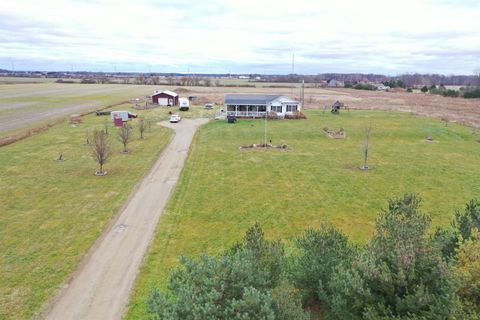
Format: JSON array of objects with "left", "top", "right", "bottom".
[
  {"left": 359, "top": 165, "right": 371, "bottom": 170},
  {"left": 323, "top": 127, "right": 347, "bottom": 139},
  {"left": 239, "top": 143, "right": 291, "bottom": 150},
  {"left": 94, "top": 171, "right": 108, "bottom": 176}
]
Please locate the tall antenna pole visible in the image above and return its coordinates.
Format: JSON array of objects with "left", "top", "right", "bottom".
[
  {"left": 301, "top": 79, "right": 305, "bottom": 108},
  {"left": 291, "top": 52, "right": 295, "bottom": 97},
  {"left": 291, "top": 52, "right": 295, "bottom": 74}
]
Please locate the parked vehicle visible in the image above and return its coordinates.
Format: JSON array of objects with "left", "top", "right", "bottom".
[
  {"left": 111, "top": 111, "right": 129, "bottom": 121},
  {"left": 111, "top": 111, "right": 137, "bottom": 121},
  {"left": 204, "top": 103, "right": 214, "bottom": 109},
  {"left": 170, "top": 114, "right": 181, "bottom": 123},
  {"left": 179, "top": 98, "right": 189, "bottom": 111}
]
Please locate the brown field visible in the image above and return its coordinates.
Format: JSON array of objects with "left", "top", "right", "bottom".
[{"left": 170, "top": 86, "right": 480, "bottom": 127}]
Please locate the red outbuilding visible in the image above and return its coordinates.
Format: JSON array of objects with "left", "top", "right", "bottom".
[{"left": 151, "top": 90, "right": 179, "bottom": 106}]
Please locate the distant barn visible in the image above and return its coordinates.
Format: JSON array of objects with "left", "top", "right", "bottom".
[{"left": 151, "top": 90, "right": 179, "bottom": 106}]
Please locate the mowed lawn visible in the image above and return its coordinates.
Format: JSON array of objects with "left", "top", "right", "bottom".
[
  {"left": 0, "top": 108, "right": 172, "bottom": 319},
  {"left": 126, "top": 110, "right": 480, "bottom": 319}
]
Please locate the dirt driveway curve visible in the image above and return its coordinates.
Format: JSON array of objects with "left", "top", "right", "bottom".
[{"left": 42, "top": 118, "right": 209, "bottom": 320}]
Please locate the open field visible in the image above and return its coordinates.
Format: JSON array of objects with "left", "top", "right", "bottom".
[
  {"left": 0, "top": 77, "right": 65, "bottom": 84},
  {"left": 154, "top": 85, "right": 480, "bottom": 127},
  {"left": 0, "top": 106, "right": 176, "bottom": 319},
  {"left": 2, "top": 81, "right": 479, "bottom": 141},
  {"left": 126, "top": 110, "right": 480, "bottom": 319},
  {"left": 0, "top": 83, "right": 159, "bottom": 135}
]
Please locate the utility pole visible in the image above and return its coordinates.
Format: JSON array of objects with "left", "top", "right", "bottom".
[
  {"left": 291, "top": 52, "right": 295, "bottom": 74},
  {"left": 264, "top": 96, "right": 268, "bottom": 150}
]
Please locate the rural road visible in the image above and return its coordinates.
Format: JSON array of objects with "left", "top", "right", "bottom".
[{"left": 43, "top": 118, "right": 209, "bottom": 320}]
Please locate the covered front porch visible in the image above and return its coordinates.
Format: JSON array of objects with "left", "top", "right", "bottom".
[{"left": 226, "top": 104, "right": 267, "bottom": 118}]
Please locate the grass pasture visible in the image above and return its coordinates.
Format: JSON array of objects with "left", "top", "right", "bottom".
[
  {"left": 126, "top": 110, "right": 480, "bottom": 319},
  {"left": 0, "top": 106, "right": 176, "bottom": 319}
]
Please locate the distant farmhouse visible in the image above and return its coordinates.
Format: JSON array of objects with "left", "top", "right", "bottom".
[
  {"left": 375, "top": 84, "right": 390, "bottom": 91},
  {"left": 225, "top": 94, "right": 301, "bottom": 118},
  {"left": 152, "top": 90, "right": 178, "bottom": 106},
  {"left": 327, "top": 79, "right": 345, "bottom": 88}
]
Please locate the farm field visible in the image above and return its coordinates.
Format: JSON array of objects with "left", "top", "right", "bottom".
[
  {"left": 126, "top": 110, "right": 480, "bottom": 319},
  {"left": 0, "top": 83, "right": 160, "bottom": 136},
  {"left": 2, "top": 80, "right": 479, "bottom": 140},
  {"left": 0, "top": 77, "right": 65, "bottom": 84},
  {"left": 0, "top": 104, "right": 178, "bottom": 319},
  {"left": 155, "top": 85, "right": 480, "bottom": 127}
]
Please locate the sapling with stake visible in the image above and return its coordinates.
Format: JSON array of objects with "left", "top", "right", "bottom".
[
  {"left": 139, "top": 119, "right": 146, "bottom": 139},
  {"left": 361, "top": 125, "right": 372, "bottom": 170},
  {"left": 118, "top": 123, "right": 132, "bottom": 153}
]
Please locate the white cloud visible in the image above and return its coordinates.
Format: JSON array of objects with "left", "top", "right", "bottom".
[{"left": 0, "top": 0, "right": 479, "bottom": 74}]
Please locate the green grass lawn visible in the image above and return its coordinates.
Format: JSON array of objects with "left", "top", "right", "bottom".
[
  {"left": 0, "top": 106, "right": 177, "bottom": 319},
  {"left": 126, "top": 110, "right": 480, "bottom": 319}
]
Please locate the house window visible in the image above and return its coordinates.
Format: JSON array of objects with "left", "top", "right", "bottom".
[
  {"left": 271, "top": 105, "right": 282, "bottom": 113},
  {"left": 286, "top": 105, "right": 298, "bottom": 112}
]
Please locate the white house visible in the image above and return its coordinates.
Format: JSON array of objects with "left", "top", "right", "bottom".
[
  {"left": 376, "top": 84, "right": 390, "bottom": 91},
  {"left": 224, "top": 94, "right": 301, "bottom": 118},
  {"left": 327, "top": 79, "right": 345, "bottom": 88}
]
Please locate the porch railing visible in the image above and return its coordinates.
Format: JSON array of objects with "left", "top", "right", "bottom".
[{"left": 227, "top": 111, "right": 267, "bottom": 118}]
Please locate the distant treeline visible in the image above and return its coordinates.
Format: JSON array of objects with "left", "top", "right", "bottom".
[
  {"left": 3, "top": 70, "right": 480, "bottom": 87},
  {"left": 261, "top": 73, "right": 480, "bottom": 87}
]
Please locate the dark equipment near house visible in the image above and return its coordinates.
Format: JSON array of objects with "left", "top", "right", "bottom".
[{"left": 227, "top": 115, "right": 237, "bottom": 123}]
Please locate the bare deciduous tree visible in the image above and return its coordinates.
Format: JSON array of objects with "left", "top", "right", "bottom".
[
  {"left": 118, "top": 124, "right": 132, "bottom": 153},
  {"left": 167, "top": 76, "right": 175, "bottom": 85},
  {"left": 361, "top": 125, "right": 372, "bottom": 170},
  {"left": 139, "top": 119, "right": 146, "bottom": 139},
  {"left": 475, "top": 68, "right": 480, "bottom": 86},
  {"left": 104, "top": 119, "right": 109, "bottom": 135},
  {"left": 92, "top": 130, "right": 111, "bottom": 175}
]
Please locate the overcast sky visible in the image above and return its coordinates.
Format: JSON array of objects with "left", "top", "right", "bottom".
[{"left": 1, "top": 0, "right": 479, "bottom": 75}]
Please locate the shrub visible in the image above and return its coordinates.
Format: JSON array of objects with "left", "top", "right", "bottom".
[
  {"left": 354, "top": 83, "right": 377, "bottom": 91},
  {"left": 455, "top": 229, "right": 480, "bottom": 319},
  {"left": 442, "top": 89, "right": 459, "bottom": 97},
  {"left": 323, "top": 194, "right": 457, "bottom": 319},
  {"left": 435, "top": 199, "right": 480, "bottom": 258},
  {"left": 147, "top": 224, "right": 308, "bottom": 320},
  {"left": 421, "top": 86, "right": 428, "bottom": 93},
  {"left": 284, "top": 111, "right": 307, "bottom": 119},
  {"left": 463, "top": 87, "right": 480, "bottom": 99},
  {"left": 291, "top": 226, "right": 354, "bottom": 304}
]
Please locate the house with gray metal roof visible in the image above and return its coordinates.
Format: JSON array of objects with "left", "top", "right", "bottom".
[{"left": 224, "top": 94, "right": 301, "bottom": 118}]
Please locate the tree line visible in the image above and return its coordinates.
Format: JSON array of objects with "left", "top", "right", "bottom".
[{"left": 147, "top": 194, "right": 480, "bottom": 319}]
